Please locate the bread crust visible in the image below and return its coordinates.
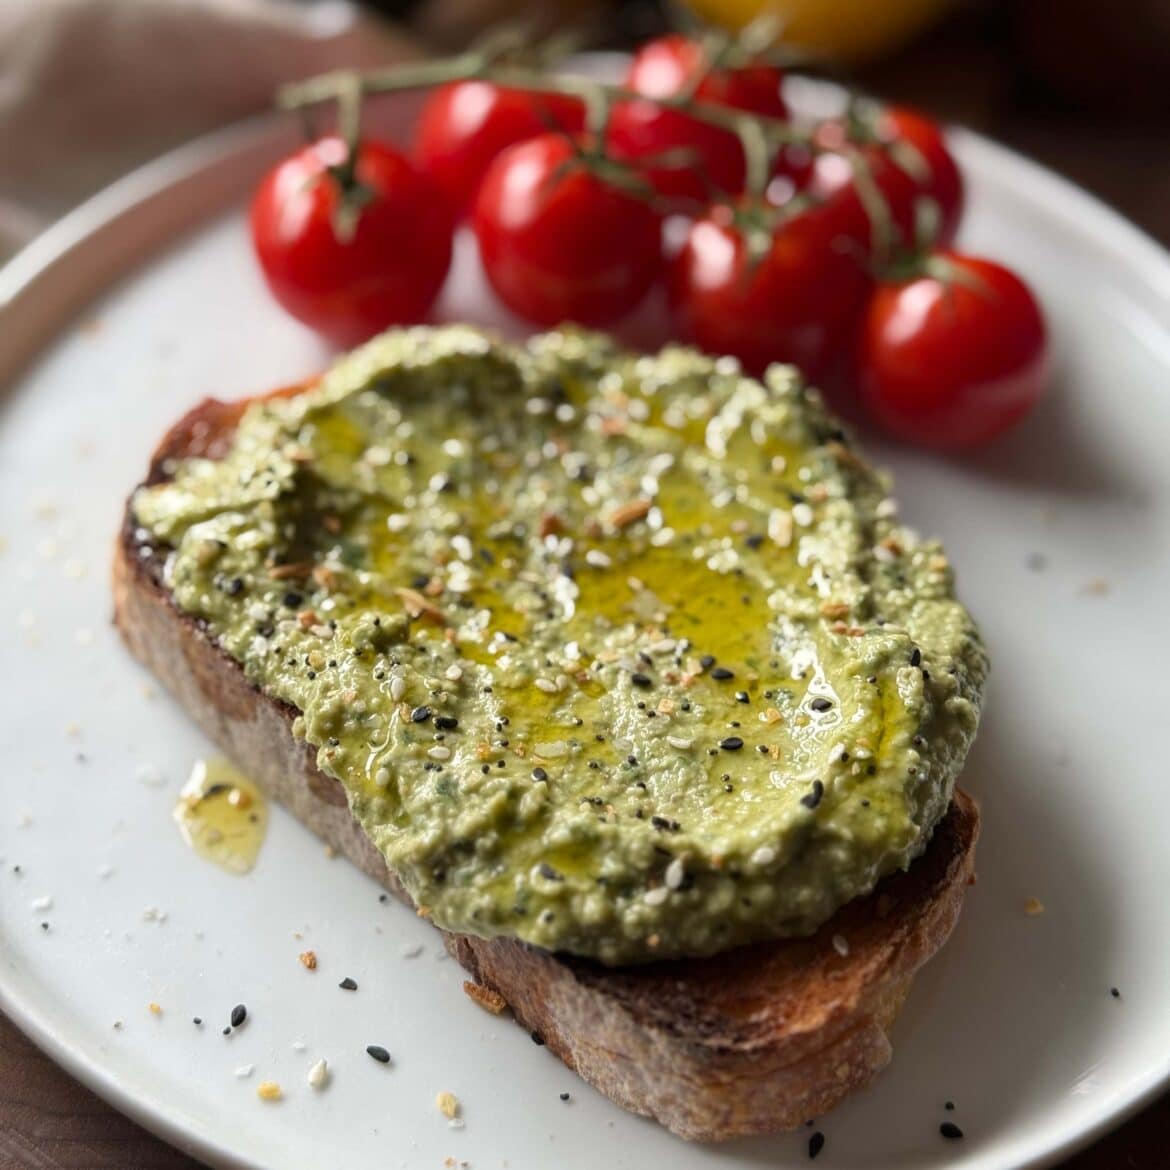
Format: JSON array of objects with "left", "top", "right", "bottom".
[{"left": 113, "top": 391, "right": 980, "bottom": 1142}]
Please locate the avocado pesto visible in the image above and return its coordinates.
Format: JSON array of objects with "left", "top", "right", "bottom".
[{"left": 133, "top": 326, "right": 987, "bottom": 964}]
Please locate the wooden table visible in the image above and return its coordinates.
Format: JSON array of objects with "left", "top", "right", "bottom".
[{"left": 3, "top": 14, "right": 1167, "bottom": 1168}]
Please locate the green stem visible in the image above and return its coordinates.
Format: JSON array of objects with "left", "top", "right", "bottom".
[{"left": 277, "top": 60, "right": 811, "bottom": 149}]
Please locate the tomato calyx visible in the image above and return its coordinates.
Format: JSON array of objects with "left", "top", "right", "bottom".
[
  {"left": 543, "top": 134, "right": 658, "bottom": 203},
  {"left": 872, "top": 244, "right": 993, "bottom": 300}
]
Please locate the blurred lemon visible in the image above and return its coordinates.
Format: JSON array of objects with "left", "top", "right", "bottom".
[{"left": 682, "top": 0, "right": 953, "bottom": 64}]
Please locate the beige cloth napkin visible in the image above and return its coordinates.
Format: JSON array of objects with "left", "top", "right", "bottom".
[{"left": 0, "top": 0, "right": 418, "bottom": 258}]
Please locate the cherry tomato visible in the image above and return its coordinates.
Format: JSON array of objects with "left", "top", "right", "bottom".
[
  {"left": 413, "top": 82, "right": 585, "bottom": 218},
  {"left": 608, "top": 34, "right": 787, "bottom": 205},
  {"left": 811, "top": 106, "right": 964, "bottom": 253},
  {"left": 472, "top": 133, "right": 663, "bottom": 328},
  {"left": 857, "top": 252, "right": 1048, "bottom": 448},
  {"left": 251, "top": 137, "right": 453, "bottom": 347},
  {"left": 669, "top": 201, "right": 871, "bottom": 383}
]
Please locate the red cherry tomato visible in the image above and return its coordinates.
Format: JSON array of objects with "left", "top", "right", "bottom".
[
  {"left": 811, "top": 107, "right": 964, "bottom": 253},
  {"left": 669, "top": 202, "right": 871, "bottom": 383},
  {"left": 413, "top": 82, "right": 585, "bottom": 218},
  {"left": 857, "top": 252, "right": 1048, "bottom": 448},
  {"left": 608, "top": 34, "right": 787, "bottom": 205},
  {"left": 250, "top": 138, "right": 453, "bottom": 347},
  {"left": 472, "top": 133, "right": 663, "bottom": 328}
]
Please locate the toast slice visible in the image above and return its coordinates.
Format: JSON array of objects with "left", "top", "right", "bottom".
[{"left": 114, "top": 387, "right": 980, "bottom": 1142}]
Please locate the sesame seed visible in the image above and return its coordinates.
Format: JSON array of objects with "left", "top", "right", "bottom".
[
  {"left": 940, "top": 1122, "right": 964, "bottom": 1140},
  {"left": 389, "top": 676, "right": 406, "bottom": 701},
  {"left": 809, "top": 1130, "right": 825, "bottom": 1158},
  {"left": 719, "top": 736, "right": 744, "bottom": 751},
  {"left": 666, "top": 735, "right": 693, "bottom": 750},
  {"left": 230, "top": 1004, "right": 247, "bottom": 1028},
  {"left": 751, "top": 845, "right": 776, "bottom": 866},
  {"left": 559, "top": 1091, "right": 570, "bottom": 1101},
  {"left": 631, "top": 672, "right": 652, "bottom": 687},
  {"left": 643, "top": 885, "right": 669, "bottom": 906},
  {"left": 534, "top": 677, "right": 559, "bottom": 694},
  {"left": 664, "top": 858, "right": 685, "bottom": 889},
  {"left": 339, "top": 977, "right": 358, "bottom": 991},
  {"left": 792, "top": 502, "right": 814, "bottom": 527},
  {"left": 307, "top": 1058, "right": 329, "bottom": 1089},
  {"left": 411, "top": 705, "right": 432, "bottom": 723},
  {"left": 531, "top": 767, "right": 548, "bottom": 781},
  {"left": 711, "top": 666, "right": 734, "bottom": 680},
  {"left": 366, "top": 1044, "right": 391, "bottom": 1064},
  {"left": 832, "top": 934, "right": 849, "bottom": 957},
  {"left": 809, "top": 697, "right": 833, "bottom": 712},
  {"left": 427, "top": 746, "right": 451, "bottom": 761},
  {"left": 801, "top": 780, "right": 825, "bottom": 809}
]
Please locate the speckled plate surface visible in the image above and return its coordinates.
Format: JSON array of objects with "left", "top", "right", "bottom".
[{"left": 2, "top": 68, "right": 1169, "bottom": 1170}]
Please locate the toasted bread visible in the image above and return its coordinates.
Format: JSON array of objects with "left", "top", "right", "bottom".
[{"left": 113, "top": 387, "right": 980, "bottom": 1142}]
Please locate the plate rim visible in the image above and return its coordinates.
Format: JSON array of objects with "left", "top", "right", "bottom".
[{"left": 2, "top": 97, "right": 1169, "bottom": 1170}]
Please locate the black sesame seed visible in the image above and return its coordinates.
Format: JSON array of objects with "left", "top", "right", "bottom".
[
  {"left": 434, "top": 715, "right": 458, "bottom": 731},
  {"left": 532, "top": 767, "right": 548, "bottom": 781},
  {"left": 735, "top": 691, "right": 750, "bottom": 703},
  {"left": 222, "top": 1026, "right": 231, "bottom": 1035},
  {"left": 530, "top": 1030, "right": 546, "bottom": 1046},
  {"left": 720, "top": 736, "right": 744, "bottom": 751},
  {"left": 910, "top": 647, "right": 922, "bottom": 667},
  {"left": 651, "top": 815, "right": 681, "bottom": 832},
  {"left": 410, "top": 705, "right": 431, "bottom": 723},
  {"left": 631, "top": 672, "right": 652, "bottom": 687},
  {"left": 281, "top": 591, "right": 303, "bottom": 608},
  {"left": 193, "top": 1017, "right": 202, "bottom": 1026},
  {"left": 339, "top": 977, "right": 358, "bottom": 991},
  {"left": 1110, "top": 986, "right": 1121, "bottom": 998},
  {"left": 700, "top": 654, "right": 716, "bottom": 669},
  {"left": 538, "top": 862, "right": 563, "bottom": 881},
  {"left": 809, "top": 1130, "right": 826, "bottom": 1159},
  {"left": 378, "top": 893, "right": 389, "bottom": 903},
  {"left": 809, "top": 697, "right": 833, "bottom": 712},
  {"left": 940, "top": 1122, "right": 964, "bottom": 1140},
  {"left": 559, "top": 1091, "right": 570, "bottom": 1101},
  {"left": 366, "top": 1044, "right": 391, "bottom": 1063},
  {"left": 801, "top": 780, "right": 825, "bottom": 809},
  {"left": 944, "top": 1100, "right": 955, "bottom": 1111},
  {"left": 711, "top": 666, "right": 734, "bottom": 680},
  {"left": 230, "top": 1004, "right": 247, "bottom": 1028},
  {"left": 745, "top": 534, "right": 764, "bottom": 549}
]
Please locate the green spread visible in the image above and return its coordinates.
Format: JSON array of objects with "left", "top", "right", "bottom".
[{"left": 133, "top": 326, "right": 987, "bottom": 965}]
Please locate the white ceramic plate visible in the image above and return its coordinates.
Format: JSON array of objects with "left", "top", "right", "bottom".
[{"left": 2, "top": 71, "right": 1169, "bottom": 1170}]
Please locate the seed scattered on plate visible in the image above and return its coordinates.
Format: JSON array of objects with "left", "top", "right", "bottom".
[
  {"left": 940, "top": 1121, "right": 964, "bottom": 1140},
  {"left": 235, "top": 1064, "right": 254, "bottom": 1079},
  {"left": 230, "top": 1004, "right": 247, "bottom": 1028},
  {"left": 339, "top": 976, "right": 358, "bottom": 991},
  {"left": 307, "top": 1058, "right": 329, "bottom": 1089},
  {"left": 366, "top": 1045, "right": 391, "bottom": 1064},
  {"left": 808, "top": 1130, "right": 825, "bottom": 1159}
]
